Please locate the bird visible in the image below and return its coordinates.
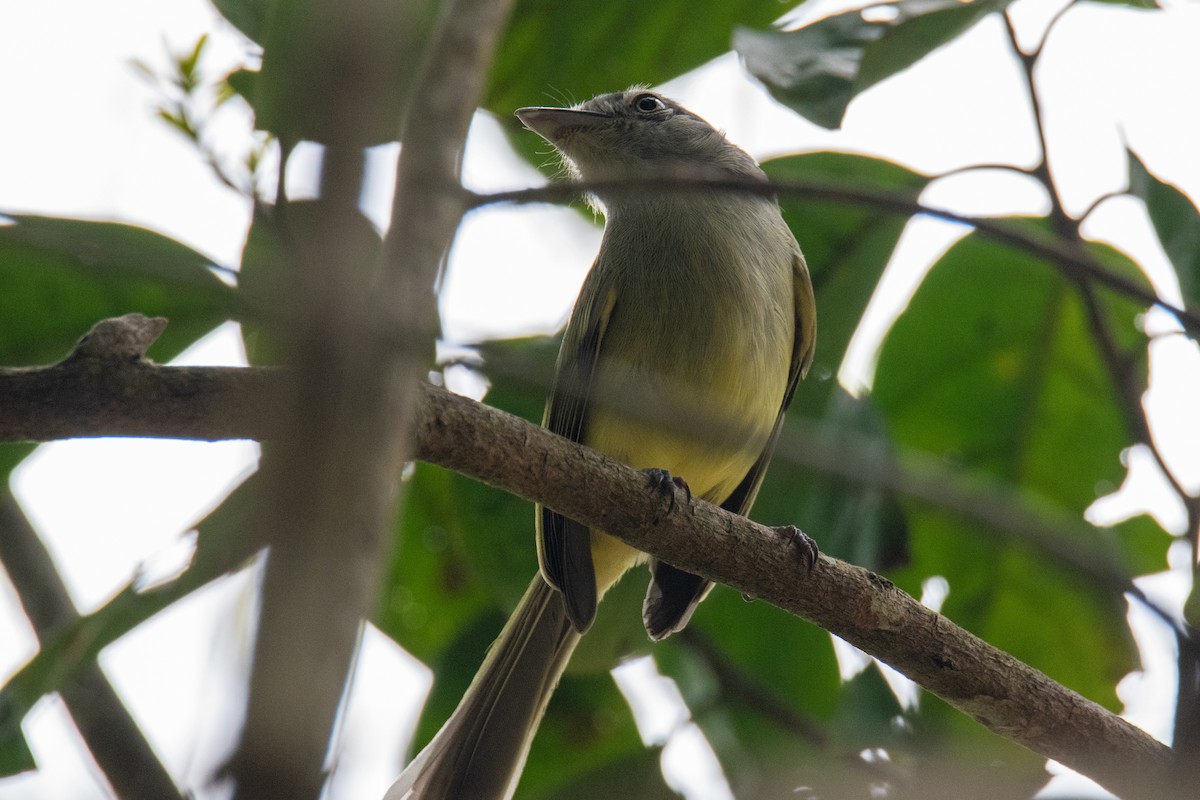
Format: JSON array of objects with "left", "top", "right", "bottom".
[{"left": 385, "top": 87, "right": 816, "bottom": 800}]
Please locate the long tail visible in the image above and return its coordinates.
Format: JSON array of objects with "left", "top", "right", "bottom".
[{"left": 385, "top": 575, "right": 581, "bottom": 800}]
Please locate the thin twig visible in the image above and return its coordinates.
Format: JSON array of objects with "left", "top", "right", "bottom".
[{"left": 469, "top": 177, "right": 1200, "bottom": 334}]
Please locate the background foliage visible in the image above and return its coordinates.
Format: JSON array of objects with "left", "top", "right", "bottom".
[{"left": 1, "top": 0, "right": 1198, "bottom": 798}]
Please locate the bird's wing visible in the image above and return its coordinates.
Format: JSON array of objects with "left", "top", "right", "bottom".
[{"left": 538, "top": 260, "right": 620, "bottom": 633}]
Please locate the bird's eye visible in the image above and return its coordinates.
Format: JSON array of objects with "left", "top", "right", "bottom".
[{"left": 634, "top": 94, "right": 666, "bottom": 113}]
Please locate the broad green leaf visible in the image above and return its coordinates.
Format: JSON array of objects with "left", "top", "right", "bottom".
[
  {"left": 779, "top": 390, "right": 910, "bottom": 571},
  {"left": 872, "top": 222, "right": 1154, "bottom": 707},
  {"left": 736, "top": 0, "right": 1013, "bottom": 129},
  {"left": 0, "top": 215, "right": 235, "bottom": 367},
  {"left": 235, "top": 0, "right": 438, "bottom": 145},
  {"left": 1127, "top": 149, "right": 1200, "bottom": 304},
  {"left": 489, "top": 0, "right": 794, "bottom": 164}
]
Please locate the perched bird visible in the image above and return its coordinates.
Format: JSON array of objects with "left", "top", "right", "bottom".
[{"left": 386, "top": 88, "right": 816, "bottom": 800}]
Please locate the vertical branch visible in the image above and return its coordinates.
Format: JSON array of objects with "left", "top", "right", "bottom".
[
  {"left": 1003, "top": 8, "right": 1195, "bottom": 525},
  {"left": 1004, "top": 5, "right": 1200, "bottom": 779},
  {"left": 379, "top": 0, "right": 515, "bottom": 307},
  {"left": 1001, "top": 11, "right": 1073, "bottom": 238},
  {"left": 229, "top": 0, "right": 515, "bottom": 798}
]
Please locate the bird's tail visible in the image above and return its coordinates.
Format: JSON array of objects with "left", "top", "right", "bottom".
[{"left": 385, "top": 574, "right": 581, "bottom": 800}]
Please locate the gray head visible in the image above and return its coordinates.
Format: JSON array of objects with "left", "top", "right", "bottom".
[{"left": 515, "top": 89, "right": 763, "bottom": 183}]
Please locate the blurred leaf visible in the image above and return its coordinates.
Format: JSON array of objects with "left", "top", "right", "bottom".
[
  {"left": 793, "top": 391, "right": 910, "bottom": 571},
  {"left": 177, "top": 33, "right": 208, "bottom": 86},
  {"left": 237, "top": 0, "right": 438, "bottom": 145},
  {"left": 378, "top": 462, "right": 506, "bottom": 663},
  {"left": 662, "top": 585, "right": 841, "bottom": 742},
  {"left": 737, "top": 0, "right": 1013, "bottom": 129},
  {"left": 398, "top": 587, "right": 646, "bottom": 798},
  {"left": 378, "top": 337, "right": 557, "bottom": 662},
  {"left": 0, "top": 215, "right": 236, "bottom": 367},
  {"left": 534, "top": 747, "right": 671, "bottom": 800},
  {"left": 524, "top": 671, "right": 648, "bottom": 799},
  {"left": 238, "top": 200, "right": 387, "bottom": 365},
  {"left": 872, "top": 221, "right": 1151, "bottom": 707},
  {"left": 490, "top": 0, "right": 792, "bottom": 164},
  {"left": 210, "top": 0, "right": 273, "bottom": 43},
  {"left": 0, "top": 718, "right": 35, "bottom": 777},
  {"left": 1127, "top": 149, "right": 1200, "bottom": 304}
]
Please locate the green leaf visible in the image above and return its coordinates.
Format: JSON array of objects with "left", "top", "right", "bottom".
[
  {"left": 736, "top": 0, "right": 1013, "bottom": 129},
  {"left": 1127, "top": 149, "right": 1200, "bottom": 304},
  {"left": 871, "top": 221, "right": 1153, "bottom": 707},
  {"left": 788, "top": 390, "right": 910, "bottom": 571},
  {"left": 239, "top": 0, "right": 439, "bottom": 145},
  {"left": 0, "top": 703, "right": 36, "bottom": 777},
  {"left": 734, "top": 14, "right": 892, "bottom": 130},
  {"left": 210, "top": 0, "right": 274, "bottom": 44},
  {"left": 0, "top": 215, "right": 236, "bottom": 367},
  {"left": 856, "top": 0, "right": 1014, "bottom": 95},
  {"left": 489, "top": 0, "right": 792, "bottom": 163},
  {"left": 378, "top": 337, "right": 556, "bottom": 663}
]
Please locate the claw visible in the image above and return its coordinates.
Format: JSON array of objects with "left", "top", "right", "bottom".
[
  {"left": 644, "top": 468, "right": 691, "bottom": 514},
  {"left": 776, "top": 524, "right": 819, "bottom": 575}
]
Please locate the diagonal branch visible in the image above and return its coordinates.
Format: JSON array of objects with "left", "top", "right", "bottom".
[
  {"left": 0, "top": 487, "right": 181, "bottom": 799},
  {"left": 0, "top": 315, "right": 1179, "bottom": 798}
]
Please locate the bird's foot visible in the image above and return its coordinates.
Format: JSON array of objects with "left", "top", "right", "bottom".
[
  {"left": 644, "top": 468, "right": 691, "bottom": 515},
  {"left": 775, "top": 524, "right": 819, "bottom": 575}
]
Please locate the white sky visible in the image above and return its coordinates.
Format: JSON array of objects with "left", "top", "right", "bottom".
[{"left": 1, "top": 0, "right": 1199, "bottom": 798}]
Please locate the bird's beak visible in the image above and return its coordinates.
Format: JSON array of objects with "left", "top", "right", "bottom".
[{"left": 515, "top": 107, "right": 609, "bottom": 143}]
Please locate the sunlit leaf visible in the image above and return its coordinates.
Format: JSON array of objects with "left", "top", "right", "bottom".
[
  {"left": 1127, "top": 149, "right": 1200, "bottom": 304},
  {"left": 872, "top": 221, "right": 1153, "bottom": 707}
]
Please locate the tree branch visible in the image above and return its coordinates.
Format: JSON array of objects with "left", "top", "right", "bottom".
[
  {"left": 0, "top": 317, "right": 1179, "bottom": 798},
  {"left": 227, "top": 0, "right": 516, "bottom": 797},
  {"left": 415, "top": 368, "right": 1174, "bottom": 800},
  {"left": 0, "top": 486, "right": 181, "bottom": 799}
]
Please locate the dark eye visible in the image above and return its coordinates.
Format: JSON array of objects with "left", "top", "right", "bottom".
[{"left": 634, "top": 94, "right": 666, "bottom": 113}]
